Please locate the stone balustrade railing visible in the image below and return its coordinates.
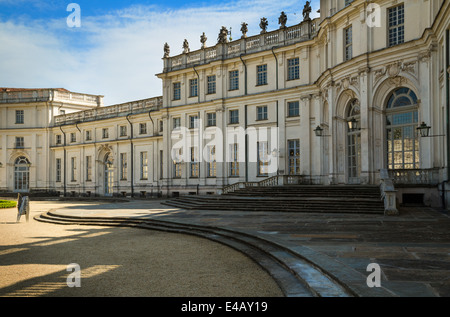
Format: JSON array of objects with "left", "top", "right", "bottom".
[
  {"left": 220, "top": 174, "right": 311, "bottom": 194},
  {"left": 54, "top": 96, "right": 163, "bottom": 126},
  {"left": 163, "top": 19, "right": 319, "bottom": 73},
  {"left": 388, "top": 168, "right": 441, "bottom": 185},
  {"left": 0, "top": 89, "right": 102, "bottom": 106}
]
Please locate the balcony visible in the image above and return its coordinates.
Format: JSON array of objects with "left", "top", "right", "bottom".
[
  {"left": 388, "top": 168, "right": 441, "bottom": 186},
  {"left": 163, "top": 18, "right": 320, "bottom": 73}
]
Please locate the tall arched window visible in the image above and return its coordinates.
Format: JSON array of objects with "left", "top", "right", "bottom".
[
  {"left": 14, "top": 156, "right": 30, "bottom": 192},
  {"left": 347, "top": 99, "right": 361, "bottom": 183},
  {"left": 386, "top": 87, "right": 419, "bottom": 170}
]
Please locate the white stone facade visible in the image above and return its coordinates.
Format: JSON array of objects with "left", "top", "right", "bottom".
[{"left": 1, "top": 0, "right": 450, "bottom": 208}]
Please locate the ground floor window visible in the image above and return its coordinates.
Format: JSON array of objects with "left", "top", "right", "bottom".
[{"left": 288, "top": 139, "right": 300, "bottom": 175}]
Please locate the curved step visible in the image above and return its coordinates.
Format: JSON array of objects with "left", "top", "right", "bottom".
[{"left": 34, "top": 211, "right": 355, "bottom": 297}]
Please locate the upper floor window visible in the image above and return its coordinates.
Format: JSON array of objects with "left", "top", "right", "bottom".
[
  {"left": 344, "top": 26, "right": 353, "bottom": 61},
  {"left": 15, "top": 110, "right": 24, "bottom": 124},
  {"left": 173, "top": 82, "right": 181, "bottom": 100},
  {"left": 257, "top": 106, "right": 268, "bottom": 121},
  {"left": 85, "top": 130, "right": 92, "bottom": 141},
  {"left": 189, "top": 115, "right": 199, "bottom": 129},
  {"left": 207, "top": 113, "right": 216, "bottom": 127},
  {"left": 102, "top": 128, "right": 109, "bottom": 139},
  {"left": 287, "top": 58, "right": 300, "bottom": 80},
  {"left": 70, "top": 132, "right": 76, "bottom": 143},
  {"left": 207, "top": 75, "right": 216, "bottom": 94},
  {"left": 388, "top": 4, "right": 405, "bottom": 47},
  {"left": 189, "top": 78, "right": 198, "bottom": 97},
  {"left": 15, "top": 137, "right": 24, "bottom": 149},
  {"left": 229, "top": 70, "right": 239, "bottom": 91},
  {"left": 288, "top": 101, "right": 300, "bottom": 117},
  {"left": 229, "top": 110, "right": 239, "bottom": 124},
  {"left": 119, "top": 125, "right": 127, "bottom": 137},
  {"left": 257, "top": 64, "right": 267, "bottom": 86},
  {"left": 56, "top": 134, "right": 62, "bottom": 145},
  {"left": 139, "top": 123, "right": 147, "bottom": 135},
  {"left": 173, "top": 117, "right": 181, "bottom": 130}
]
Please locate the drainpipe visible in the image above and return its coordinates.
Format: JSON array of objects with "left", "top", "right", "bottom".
[
  {"left": 126, "top": 113, "right": 134, "bottom": 198},
  {"left": 59, "top": 125, "right": 67, "bottom": 197},
  {"left": 239, "top": 54, "right": 247, "bottom": 95},
  {"left": 271, "top": 46, "right": 279, "bottom": 90},
  {"left": 444, "top": 30, "right": 450, "bottom": 208},
  {"left": 193, "top": 65, "right": 201, "bottom": 103}
]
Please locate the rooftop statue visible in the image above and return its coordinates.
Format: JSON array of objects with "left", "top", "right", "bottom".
[
  {"left": 200, "top": 32, "right": 207, "bottom": 49},
  {"left": 260, "top": 17, "right": 268, "bottom": 34},
  {"left": 217, "top": 26, "right": 228, "bottom": 44},
  {"left": 182, "top": 39, "right": 190, "bottom": 54},
  {"left": 240, "top": 22, "right": 248, "bottom": 39},
  {"left": 163, "top": 42, "right": 170, "bottom": 58},
  {"left": 303, "top": 1, "right": 312, "bottom": 21},
  {"left": 278, "top": 11, "right": 287, "bottom": 29}
]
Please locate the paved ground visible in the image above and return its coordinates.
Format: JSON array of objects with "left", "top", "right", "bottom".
[
  {"left": 0, "top": 200, "right": 283, "bottom": 297},
  {"left": 2, "top": 198, "right": 450, "bottom": 297}
]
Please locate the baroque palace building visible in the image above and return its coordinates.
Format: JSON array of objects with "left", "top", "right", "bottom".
[{"left": 1, "top": 0, "right": 450, "bottom": 209}]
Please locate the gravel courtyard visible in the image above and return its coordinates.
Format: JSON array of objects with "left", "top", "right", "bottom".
[{"left": 0, "top": 200, "right": 283, "bottom": 297}]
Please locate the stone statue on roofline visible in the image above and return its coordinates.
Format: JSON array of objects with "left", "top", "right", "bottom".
[
  {"left": 278, "top": 11, "right": 287, "bottom": 29},
  {"left": 303, "top": 1, "right": 312, "bottom": 21},
  {"left": 259, "top": 17, "right": 268, "bottom": 34},
  {"left": 200, "top": 32, "right": 207, "bottom": 49},
  {"left": 182, "top": 39, "right": 190, "bottom": 54},
  {"left": 217, "top": 26, "right": 228, "bottom": 44},
  {"left": 240, "top": 22, "right": 248, "bottom": 39},
  {"left": 163, "top": 42, "right": 170, "bottom": 58}
]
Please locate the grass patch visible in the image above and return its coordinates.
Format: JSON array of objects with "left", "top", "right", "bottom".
[{"left": 0, "top": 200, "right": 17, "bottom": 209}]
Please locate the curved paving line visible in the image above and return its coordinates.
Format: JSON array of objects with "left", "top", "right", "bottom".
[{"left": 34, "top": 211, "right": 359, "bottom": 297}]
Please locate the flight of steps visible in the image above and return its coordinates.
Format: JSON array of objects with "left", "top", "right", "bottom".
[{"left": 162, "top": 185, "right": 385, "bottom": 214}]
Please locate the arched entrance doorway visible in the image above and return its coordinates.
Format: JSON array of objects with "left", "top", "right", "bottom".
[
  {"left": 347, "top": 99, "right": 361, "bottom": 184},
  {"left": 104, "top": 153, "right": 114, "bottom": 196},
  {"left": 14, "top": 156, "right": 30, "bottom": 192},
  {"left": 385, "top": 87, "right": 419, "bottom": 170}
]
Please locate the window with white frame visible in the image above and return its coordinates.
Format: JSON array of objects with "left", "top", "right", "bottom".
[
  {"left": 388, "top": 4, "right": 405, "bottom": 47},
  {"left": 207, "top": 145, "right": 216, "bottom": 177},
  {"left": 120, "top": 126, "right": 127, "bottom": 137},
  {"left": 287, "top": 58, "right": 300, "bottom": 80},
  {"left": 229, "top": 143, "right": 239, "bottom": 176},
  {"left": 15, "top": 110, "right": 24, "bottom": 124},
  {"left": 173, "top": 82, "right": 181, "bottom": 100},
  {"left": 189, "top": 78, "right": 198, "bottom": 97},
  {"left": 288, "top": 139, "right": 300, "bottom": 175},
  {"left": 257, "top": 64, "right": 267, "bottom": 85},
  {"left": 140, "top": 151, "right": 148, "bottom": 180},
  {"left": 207, "top": 75, "right": 216, "bottom": 94},
  {"left": 86, "top": 156, "right": 92, "bottom": 181},
  {"left": 120, "top": 153, "right": 127, "bottom": 180},
  {"left": 71, "top": 157, "right": 77, "bottom": 181},
  {"left": 56, "top": 158, "right": 61, "bottom": 182},
  {"left": 257, "top": 141, "right": 269, "bottom": 176},
  {"left": 190, "top": 147, "right": 199, "bottom": 178},
  {"left": 257, "top": 106, "right": 268, "bottom": 121},
  {"left": 207, "top": 113, "right": 216, "bottom": 127},
  {"left": 344, "top": 25, "right": 353, "bottom": 61},
  {"left": 288, "top": 101, "right": 300, "bottom": 117},
  {"left": 139, "top": 123, "right": 147, "bottom": 135},
  {"left": 229, "top": 70, "right": 239, "bottom": 91},
  {"left": 229, "top": 110, "right": 239, "bottom": 124},
  {"left": 173, "top": 117, "right": 181, "bottom": 130},
  {"left": 102, "top": 128, "right": 109, "bottom": 139}
]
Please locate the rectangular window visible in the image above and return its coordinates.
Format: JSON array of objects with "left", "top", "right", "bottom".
[
  {"left": 207, "top": 75, "right": 216, "bottom": 94},
  {"left": 190, "top": 147, "right": 199, "bottom": 178},
  {"left": 207, "top": 113, "right": 216, "bottom": 127},
  {"left": 140, "top": 151, "right": 148, "bottom": 180},
  {"left": 388, "top": 4, "right": 405, "bottom": 47},
  {"left": 102, "top": 128, "right": 109, "bottom": 139},
  {"left": 56, "top": 134, "right": 62, "bottom": 145},
  {"left": 344, "top": 26, "right": 353, "bottom": 61},
  {"left": 229, "top": 70, "right": 239, "bottom": 90},
  {"left": 159, "top": 120, "right": 164, "bottom": 132},
  {"left": 189, "top": 78, "right": 198, "bottom": 97},
  {"left": 229, "top": 143, "right": 239, "bottom": 177},
  {"left": 15, "top": 137, "right": 24, "bottom": 148},
  {"left": 257, "top": 106, "right": 268, "bottom": 121},
  {"left": 173, "top": 117, "right": 181, "bottom": 130},
  {"left": 287, "top": 58, "right": 300, "bottom": 80},
  {"left": 70, "top": 133, "right": 76, "bottom": 143},
  {"left": 86, "top": 156, "right": 92, "bottom": 181},
  {"left": 15, "top": 110, "right": 24, "bottom": 124},
  {"left": 139, "top": 123, "right": 147, "bottom": 135},
  {"left": 120, "top": 126, "right": 127, "bottom": 137},
  {"left": 173, "top": 148, "right": 182, "bottom": 178},
  {"left": 288, "top": 101, "right": 300, "bottom": 117},
  {"left": 207, "top": 146, "right": 216, "bottom": 177},
  {"left": 85, "top": 130, "right": 92, "bottom": 141},
  {"left": 257, "top": 64, "right": 267, "bottom": 86},
  {"left": 173, "top": 82, "right": 181, "bottom": 100},
  {"left": 120, "top": 153, "right": 127, "bottom": 180},
  {"left": 257, "top": 141, "right": 269, "bottom": 176},
  {"left": 189, "top": 115, "right": 199, "bottom": 129},
  {"left": 56, "top": 158, "right": 61, "bottom": 182},
  {"left": 288, "top": 140, "right": 300, "bottom": 175},
  {"left": 71, "top": 157, "right": 77, "bottom": 182},
  {"left": 229, "top": 110, "right": 239, "bottom": 124}
]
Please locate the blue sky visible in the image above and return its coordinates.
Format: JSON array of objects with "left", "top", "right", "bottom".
[{"left": 0, "top": 0, "right": 319, "bottom": 105}]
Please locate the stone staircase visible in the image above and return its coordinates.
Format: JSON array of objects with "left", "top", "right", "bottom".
[{"left": 162, "top": 185, "right": 385, "bottom": 214}]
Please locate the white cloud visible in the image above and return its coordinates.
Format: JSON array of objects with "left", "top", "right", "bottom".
[{"left": 0, "top": 0, "right": 318, "bottom": 106}]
